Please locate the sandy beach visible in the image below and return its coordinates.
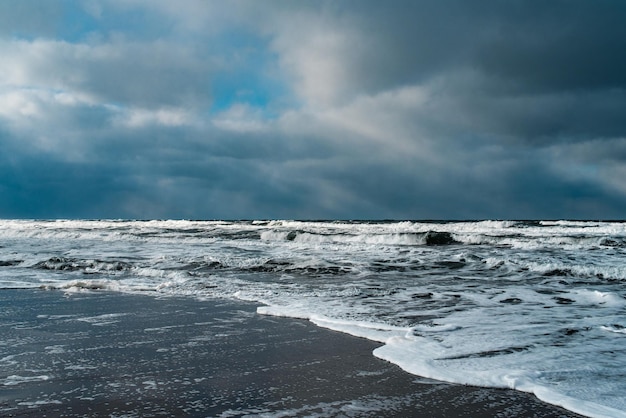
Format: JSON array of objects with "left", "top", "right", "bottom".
[{"left": 0, "top": 289, "right": 582, "bottom": 417}]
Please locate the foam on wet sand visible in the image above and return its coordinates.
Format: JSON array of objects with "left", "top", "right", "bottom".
[{"left": 0, "top": 289, "right": 582, "bottom": 417}]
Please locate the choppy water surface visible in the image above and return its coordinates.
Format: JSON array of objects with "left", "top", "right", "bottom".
[{"left": 1, "top": 220, "right": 625, "bottom": 417}]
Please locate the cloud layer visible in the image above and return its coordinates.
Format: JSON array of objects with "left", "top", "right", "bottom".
[{"left": 1, "top": 0, "right": 626, "bottom": 219}]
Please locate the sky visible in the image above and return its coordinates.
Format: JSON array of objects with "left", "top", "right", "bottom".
[{"left": 1, "top": 0, "right": 626, "bottom": 220}]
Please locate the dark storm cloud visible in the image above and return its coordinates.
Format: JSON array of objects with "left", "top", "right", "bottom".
[
  {"left": 0, "top": 119, "right": 344, "bottom": 219},
  {"left": 338, "top": 0, "right": 626, "bottom": 93},
  {"left": 294, "top": 0, "right": 626, "bottom": 141},
  {"left": 473, "top": 1, "right": 626, "bottom": 94}
]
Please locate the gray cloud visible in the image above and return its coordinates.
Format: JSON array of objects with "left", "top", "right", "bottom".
[
  {"left": 347, "top": 0, "right": 626, "bottom": 94},
  {"left": 0, "top": 39, "right": 214, "bottom": 109},
  {"left": 1, "top": 1, "right": 626, "bottom": 220},
  {"left": 265, "top": 1, "right": 626, "bottom": 140}
]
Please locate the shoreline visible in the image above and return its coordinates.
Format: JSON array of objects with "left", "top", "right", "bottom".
[{"left": 0, "top": 289, "right": 583, "bottom": 417}]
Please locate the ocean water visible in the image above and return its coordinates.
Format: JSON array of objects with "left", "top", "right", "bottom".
[{"left": 0, "top": 219, "right": 624, "bottom": 417}]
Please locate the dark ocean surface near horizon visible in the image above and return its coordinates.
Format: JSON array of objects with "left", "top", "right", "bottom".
[{"left": 1, "top": 219, "right": 625, "bottom": 417}]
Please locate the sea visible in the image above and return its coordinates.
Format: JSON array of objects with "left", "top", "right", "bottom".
[{"left": 0, "top": 219, "right": 624, "bottom": 417}]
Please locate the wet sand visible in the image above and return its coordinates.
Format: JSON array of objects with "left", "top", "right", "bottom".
[{"left": 0, "top": 289, "right": 582, "bottom": 417}]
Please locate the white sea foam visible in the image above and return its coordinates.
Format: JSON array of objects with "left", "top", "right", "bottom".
[
  {"left": 2, "top": 374, "right": 51, "bottom": 386},
  {"left": 257, "top": 305, "right": 408, "bottom": 343},
  {"left": 73, "top": 313, "right": 127, "bottom": 326},
  {"left": 372, "top": 334, "right": 626, "bottom": 418},
  {"left": 572, "top": 289, "right": 625, "bottom": 307},
  {"left": 44, "top": 345, "right": 66, "bottom": 354},
  {"left": 17, "top": 400, "right": 62, "bottom": 408},
  {"left": 258, "top": 303, "right": 626, "bottom": 418},
  {"left": 600, "top": 325, "right": 626, "bottom": 335}
]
